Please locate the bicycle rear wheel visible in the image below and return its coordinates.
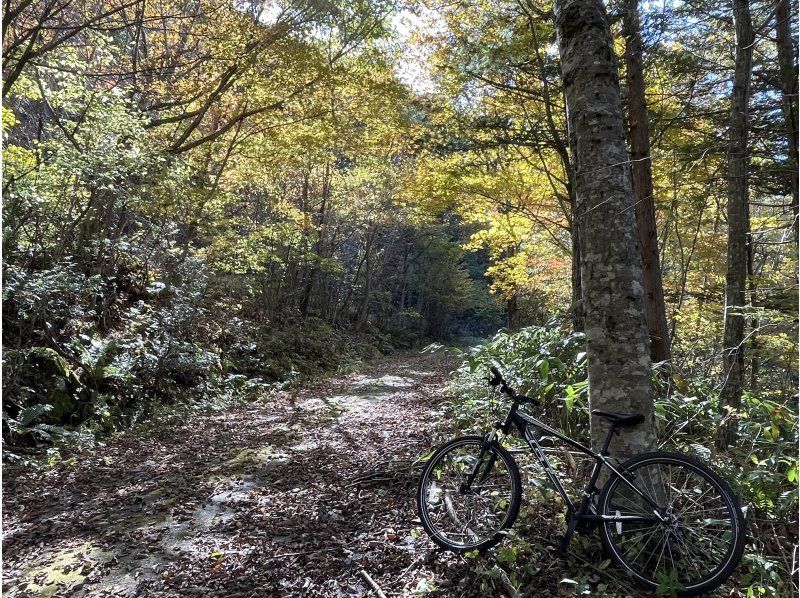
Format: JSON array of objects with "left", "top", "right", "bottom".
[
  {"left": 417, "top": 435, "right": 522, "bottom": 552},
  {"left": 598, "top": 452, "right": 746, "bottom": 596}
]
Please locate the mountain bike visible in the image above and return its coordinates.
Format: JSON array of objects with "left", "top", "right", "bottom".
[{"left": 417, "top": 366, "right": 746, "bottom": 596}]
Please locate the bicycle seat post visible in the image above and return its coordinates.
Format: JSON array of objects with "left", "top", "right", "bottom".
[{"left": 600, "top": 423, "right": 617, "bottom": 456}]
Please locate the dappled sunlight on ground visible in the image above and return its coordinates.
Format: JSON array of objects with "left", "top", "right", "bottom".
[{"left": 2, "top": 352, "right": 474, "bottom": 597}]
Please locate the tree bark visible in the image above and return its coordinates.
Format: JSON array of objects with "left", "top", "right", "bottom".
[
  {"left": 774, "top": 0, "right": 798, "bottom": 241},
  {"left": 301, "top": 164, "right": 330, "bottom": 318},
  {"left": 622, "top": 0, "right": 671, "bottom": 363},
  {"left": 567, "top": 113, "right": 585, "bottom": 333},
  {"left": 554, "top": 0, "right": 657, "bottom": 456},
  {"left": 718, "top": 0, "right": 754, "bottom": 450},
  {"left": 570, "top": 207, "right": 584, "bottom": 332}
]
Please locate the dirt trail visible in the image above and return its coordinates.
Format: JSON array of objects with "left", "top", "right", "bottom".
[{"left": 3, "top": 351, "right": 486, "bottom": 597}]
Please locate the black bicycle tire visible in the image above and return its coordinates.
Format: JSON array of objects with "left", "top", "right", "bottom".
[
  {"left": 598, "top": 451, "right": 746, "bottom": 596},
  {"left": 417, "top": 435, "right": 522, "bottom": 552}
]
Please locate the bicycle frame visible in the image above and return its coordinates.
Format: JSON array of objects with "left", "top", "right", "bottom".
[{"left": 494, "top": 400, "right": 666, "bottom": 551}]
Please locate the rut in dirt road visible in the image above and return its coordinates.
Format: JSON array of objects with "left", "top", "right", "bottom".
[{"left": 3, "top": 351, "right": 493, "bottom": 597}]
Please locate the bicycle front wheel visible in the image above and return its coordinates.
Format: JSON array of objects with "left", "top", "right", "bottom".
[
  {"left": 599, "top": 452, "right": 746, "bottom": 596},
  {"left": 417, "top": 435, "right": 522, "bottom": 552}
]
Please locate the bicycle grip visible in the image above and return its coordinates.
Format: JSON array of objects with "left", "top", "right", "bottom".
[{"left": 488, "top": 366, "right": 503, "bottom": 387}]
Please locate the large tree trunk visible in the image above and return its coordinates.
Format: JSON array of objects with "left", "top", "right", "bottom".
[
  {"left": 622, "top": 0, "right": 671, "bottom": 363},
  {"left": 774, "top": 0, "right": 798, "bottom": 241},
  {"left": 554, "top": 0, "right": 657, "bottom": 456},
  {"left": 570, "top": 208, "right": 584, "bottom": 332},
  {"left": 718, "top": 0, "right": 754, "bottom": 450},
  {"left": 567, "top": 119, "right": 585, "bottom": 333}
]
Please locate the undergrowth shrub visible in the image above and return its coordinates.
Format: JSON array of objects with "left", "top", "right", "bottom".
[{"left": 444, "top": 325, "right": 589, "bottom": 439}]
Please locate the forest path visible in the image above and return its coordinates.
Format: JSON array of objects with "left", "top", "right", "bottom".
[{"left": 3, "top": 350, "right": 484, "bottom": 597}]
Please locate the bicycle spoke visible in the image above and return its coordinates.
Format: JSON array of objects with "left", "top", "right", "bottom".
[
  {"left": 639, "top": 527, "right": 668, "bottom": 573},
  {"left": 653, "top": 528, "right": 672, "bottom": 577},
  {"left": 626, "top": 526, "right": 664, "bottom": 565},
  {"left": 674, "top": 529, "right": 711, "bottom": 575},
  {"left": 610, "top": 491, "right": 650, "bottom": 514}
]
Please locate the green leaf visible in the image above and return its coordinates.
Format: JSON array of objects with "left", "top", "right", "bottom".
[
  {"left": 17, "top": 404, "right": 54, "bottom": 427},
  {"left": 539, "top": 359, "right": 549, "bottom": 379},
  {"left": 787, "top": 465, "right": 797, "bottom": 483}
]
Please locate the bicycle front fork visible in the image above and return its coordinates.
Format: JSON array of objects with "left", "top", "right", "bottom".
[{"left": 460, "top": 430, "right": 499, "bottom": 494}]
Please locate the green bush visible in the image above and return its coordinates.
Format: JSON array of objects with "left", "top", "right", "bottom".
[{"left": 445, "top": 324, "right": 589, "bottom": 438}]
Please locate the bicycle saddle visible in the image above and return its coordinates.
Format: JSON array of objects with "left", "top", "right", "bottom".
[{"left": 591, "top": 410, "right": 644, "bottom": 427}]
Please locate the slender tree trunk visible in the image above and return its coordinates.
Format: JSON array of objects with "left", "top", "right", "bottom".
[
  {"left": 554, "top": 0, "right": 657, "bottom": 455},
  {"left": 525, "top": 8, "right": 584, "bottom": 333},
  {"left": 337, "top": 248, "right": 367, "bottom": 325},
  {"left": 298, "top": 172, "right": 312, "bottom": 316},
  {"left": 301, "top": 164, "right": 330, "bottom": 318},
  {"left": 746, "top": 213, "right": 760, "bottom": 390},
  {"left": 718, "top": 0, "right": 754, "bottom": 450},
  {"left": 356, "top": 229, "right": 375, "bottom": 331},
  {"left": 398, "top": 239, "right": 410, "bottom": 311},
  {"left": 507, "top": 295, "right": 519, "bottom": 330},
  {"left": 774, "top": 0, "right": 798, "bottom": 241},
  {"left": 622, "top": 0, "right": 671, "bottom": 363}
]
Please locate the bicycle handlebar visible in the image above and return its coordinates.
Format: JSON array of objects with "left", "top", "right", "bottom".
[{"left": 487, "top": 365, "right": 541, "bottom": 406}]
